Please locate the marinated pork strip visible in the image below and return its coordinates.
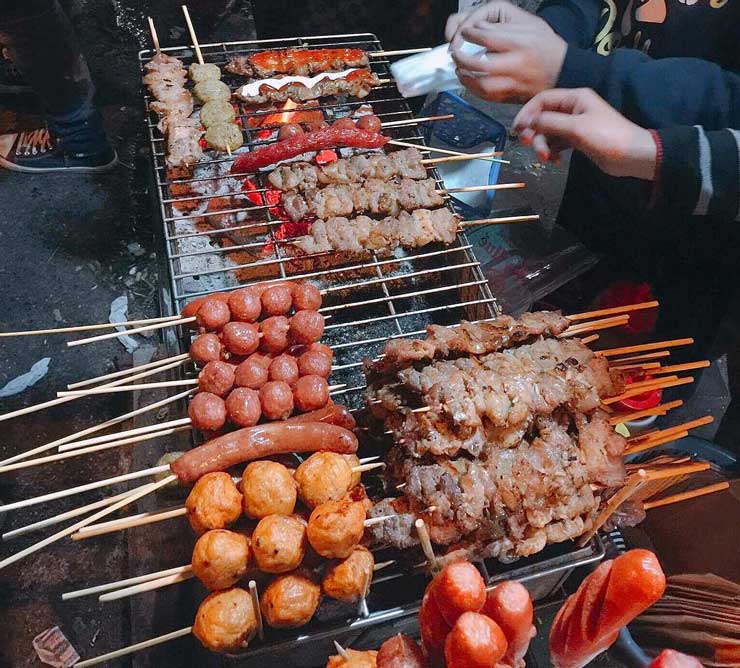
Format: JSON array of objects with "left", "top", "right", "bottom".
[
  {"left": 281, "top": 177, "right": 445, "bottom": 222},
  {"left": 226, "top": 48, "right": 370, "bottom": 78},
  {"left": 235, "top": 69, "right": 380, "bottom": 105},
  {"left": 166, "top": 117, "right": 204, "bottom": 169},
  {"left": 366, "top": 311, "right": 572, "bottom": 378},
  {"left": 267, "top": 148, "right": 428, "bottom": 191},
  {"left": 294, "top": 208, "right": 459, "bottom": 255}
]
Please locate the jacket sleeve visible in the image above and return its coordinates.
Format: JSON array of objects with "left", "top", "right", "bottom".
[
  {"left": 536, "top": 0, "right": 602, "bottom": 48},
  {"left": 649, "top": 126, "right": 740, "bottom": 220}
]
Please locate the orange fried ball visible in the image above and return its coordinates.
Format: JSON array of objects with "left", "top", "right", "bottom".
[
  {"left": 241, "top": 461, "right": 297, "bottom": 519},
  {"left": 307, "top": 498, "right": 366, "bottom": 559},
  {"left": 295, "top": 452, "right": 354, "bottom": 509},
  {"left": 186, "top": 472, "right": 243, "bottom": 534},
  {"left": 193, "top": 587, "right": 257, "bottom": 652},
  {"left": 322, "top": 545, "right": 375, "bottom": 603},
  {"left": 192, "top": 529, "right": 251, "bottom": 591},
  {"left": 261, "top": 570, "right": 321, "bottom": 628},
  {"left": 251, "top": 514, "right": 307, "bottom": 573}
]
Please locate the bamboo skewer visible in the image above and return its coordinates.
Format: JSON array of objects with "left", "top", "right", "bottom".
[
  {"left": 249, "top": 580, "right": 265, "bottom": 640},
  {"left": 334, "top": 641, "right": 351, "bottom": 661},
  {"left": 181, "top": 5, "right": 204, "bottom": 65},
  {"left": 386, "top": 139, "right": 509, "bottom": 164},
  {"left": 369, "top": 47, "right": 431, "bottom": 57},
  {"left": 460, "top": 215, "right": 539, "bottom": 226},
  {"left": 0, "top": 314, "right": 181, "bottom": 337},
  {"left": 383, "top": 114, "right": 455, "bottom": 128},
  {"left": 66, "top": 316, "right": 196, "bottom": 347},
  {"left": 443, "top": 183, "right": 526, "bottom": 194},
  {"left": 75, "top": 627, "right": 193, "bottom": 668},
  {"left": 58, "top": 381, "right": 346, "bottom": 398},
  {"left": 567, "top": 301, "right": 659, "bottom": 322},
  {"left": 627, "top": 430, "right": 690, "bottom": 454},
  {"left": 63, "top": 565, "right": 192, "bottom": 601},
  {"left": 560, "top": 314, "right": 629, "bottom": 338},
  {"left": 100, "top": 569, "right": 195, "bottom": 602},
  {"left": 68, "top": 353, "right": 191, "bottom": 389},
  {"left": 643, "top": 462, "right": 710, "bottom": 480},
  {"left": 579, "top": 334, "right": 600, "bottom": 345},
  {"left": 628, "top": 416, "right": 714, "bottom": 444},
  {"left": 597, "top": 338, "right": 694, "bottom": 358},
  {"left": 0, "top": 389, "right": 193, "bottom": 466},
  {"left": 611, "top": 351, "right": 671, "bottom": 365},
  {"left": 414, "top": 518, "right": 437, "bottom": 570},
  {"left": 59, "top": 417, "right": 193, "bottom": 452},
  {"left": 611, "top": 362, "right": 662, "bottom": 372},
  {"left": 73, "top": 506, "right": 189, "bottom": 540},
  {"left": 609, "top": 399, "right": 684, "bottom": 425},
  {"left": 650, "top": 360, "right": 710, "bottom": 376},
  {"left": 643, "top": 481, "right": 730, "bottom": 510},
  {"left": 602, "top": 376, "right": 694, "bottom": 405},
  {"left": 147, "top": 16, "right": 161, "bottom": 54},
  {"left": 626, "top": 416, "right": 714, "bottom": 455}
]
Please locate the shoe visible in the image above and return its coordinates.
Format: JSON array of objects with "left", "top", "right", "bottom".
[
  {"left": 0, "top": 47, "right": 31, "bottom": 93},
  {"left": 0, "top": 127, "right": 118, "bottom": 173}
]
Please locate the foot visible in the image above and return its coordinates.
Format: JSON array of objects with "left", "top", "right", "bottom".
[
  {"left": 0, "top": 47, "right": 31, "bottom": 93},
  {"left": 0, "top": 127, "right": 117, "bottom": 173}
]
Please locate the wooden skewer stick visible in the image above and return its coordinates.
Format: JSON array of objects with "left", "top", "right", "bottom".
[
  {"left": 578, "top": 469, "right": 648, "bottom": 547},
  {"left": 627, "top": 430, "right": 690, "bottom": 454},
  {"left": 567, "top": 300, "right": 659, "bottom": 322},
  {"left": 334, "top": 641, "right": 351, "bottom": 661},
  {"left": 610, "top": 351, "right": 671, "bottom": 365},
  {"left": 627, "top": 415, "right": 714, "bottom": 444},
  {"left": 100, "top": 569, "right": 195, "bottom": 602},
  {"left": 75, "top": 626, "right": 193, "bottom": 668},
  {"left": 68, "top": 353, "right": 190, "bottom": 389},
  {"left": 147, "top": 17, "right": 161, "bottom": 54},
  {"left": 387, "top": 139, "right": 509, "bottom": 164},
  {"left": 597, "top": 338, "right": 694, "bottom": 358},
  {"left": 181, "top": 5, "right": 204, "bottom": 65},
  {"left": 560, "top": 314, "right": 629, "bottom": 338},
  {"left": 580, "top": 334, "right": 600, "bottom": 345},
  {"left": 382, "top": 114, "right": 455, "bottom": 128},
  {"left": 610, "top": 362, "right": 662, "bottom": 372},
  {"left": 602, "top": 376, "right": 694, "bottom": 405},
  {"left": 0, "top": 464, "right": 170, "bottom": 514},
  {"left": 0, "top": 314, "right": 181, "bottom": 338},
  {"left": 643, "top": 481, "right": 730, "bottom": 510},
  {"left": 0, "top": 389, "right": 193, "bottom": 466},
  {"left": 58, "top": 379, "right": 198, "bottom": 396},
  {"left": 250, "top": 580, "right": 265, "bottom": 640},
  {"left": 63, "top": 565, "right": 193, "bottom": 601},
  {"left": 650, "top": 360, "right": 710, "bottom": 376},
  {"left": 643, "top": 462, "right": 710, "bottom": 481},
  {"left": 0, "top": 475, "right": 175, "bottom": 571},
  {"left": 460, "top": 214, "right": 540, "bottom": 227},
  {"left": 59, "top": 417, "right": 192, "bottom": 452},
  {"left": 443, "top": 183, "right": 525, "bottom": 194},
  {"left": 73, "top": 506, "right": 188, "bottom": 540},
  {"left": 67, "top": 316, "right": 196, "bottom": 347},
  {"left": 369, "top": 47, "right": 431, "bottom": 57},
  {"left": 423, "top": 150, "right": 506, "bottom": 165},
  {"left": 414, "top": 518, "right": 438, "bottom": 571},
  {"left": 609, "top": 399, "right": 684, "bottom": 425},
  {"left": 622, "top": 375, "right": 679, "bottom": 391}
]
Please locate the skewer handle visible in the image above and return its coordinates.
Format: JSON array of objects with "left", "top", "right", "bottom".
[
  {"left": 249, "top": 580, "right": 265, "bottom": 640},
  {"left": 147, "top": 17, "right": 161, "bottom": 54},
  {"left": 181, "top": 5, "right": 204, "bottom": 65},
  {"left": 75, "top": 626, "right": 193, "bottom": 668},
  {"left": 643, "top": 481, "right": 730, "bottom": 510},
  {"left": 414, "top": 518, "right": 438, "bottom": 571},
  {"left": 66, "top": 316, "right": 194, "bottom": 347}
]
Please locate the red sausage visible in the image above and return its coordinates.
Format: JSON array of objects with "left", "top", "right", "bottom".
[
  {"left": 259, "top": 380, "right": 294, "bottom": 420},
  {"left": 196, "top": 298, "right": 231, "bottom": 331},
  {"left": 432, "top": 561, "right": 487, "bottom": 626},
  {"left": 225, "top": 387, "right": 262, "bottom": 427},
  {"left": 234, "top": 356, "right": 269, "bottom": 390},
  {"left": 444, "top": 612, "right": 508, "bottom": 668},
  {"left": 228, "top": 287, "right": 262, "bottom": 323},
  {"left": 260, "top": 316, "right": 290, "bottom": 353},
  {"left": 419, "top": 588, "right": 452, "bottom": 659},
  {"left": 189, "top": 392, "right": 227, "bottom": 431},
  {"left": 377, "top": 634, "right": 428, "bottom": 668},
  {"left": 333, "top": 117, "right": 357, "bottom": 130},
  {"left": 222, "top": 321, "right": 261, "bottom": 356},
  {"left": 198, "top": 361, "right": 236, "bottom": 397},
  {"left": 292, "top": 283, "right": 322, "bottom": 311},
  {"left": 170, "top": 422, "right": 359, "bottom": 483},
  {"left": 261, "top": 285, "right": 293, "bottom": 316},
  {"left": 289, "top": 310, "right": 324, "bottom": 344},
  {"left": 482, "top": 581, "right": 535, "bottom": 668},
  {"left": 288, "top": 402, "right": 355, "bottom": 431},
  {"left": 356, "top": 114, "right": 382, "bottom": 133},
  {"left": 293, "top": 375, "right": 329, "bottom": 412},
  {"left": 190, "top": 333, "right": 223, "bottom": 366},
  {"left": 297, "top": 349, "right": 332, "bottom": 378},
  {"left": 268, "top": 354, "right": 299, "bottom": 384}
]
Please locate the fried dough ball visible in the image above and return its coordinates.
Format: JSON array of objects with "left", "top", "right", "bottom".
[
  {"left": 205, "top": 123, "right": 243, "bottom": 152},
  {"left": 307, "top": 498, "right": 366, "bottom": 558},
  {"left": 186, "top": 472, "right": 243, "bottom": 534},
  {"left": 261, "top": 570, "right": 321, "bottom": 629},
  {"left": 295, "top": 452, "right": 354, "bottom": 509},
  {"left": 192, "top": 529, "right": 251, "bottom": 591},
  {"left": 200, "top": 100, "right": 235, "bottom": 128},
  {"left": 189, "top": 62, "right": 222, "bottom": 83},
  {"left": 194, "top": 78, "right": 232, "bottom": 103},
  {"left": 193, "top": 588, "right": 257, "bottom": 652},
  {"left": 241, "top": 461, "right": 297, "bottom": 519},
  {"left": 326, "top": 649, "right": 378, "bottom": 668},
  {"left": 322, "top": 545, "right": 375, "bottom": 603},
  {"left": 252, "top": 514, "right": 306, "bottom": 573}
]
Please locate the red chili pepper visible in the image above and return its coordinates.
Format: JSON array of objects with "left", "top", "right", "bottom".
[
  {"left": 198, "top": 138, "right": 208, "bottom": 149},
  {"left": 230, "top": 126, "right": 388, "bottom": 175}
]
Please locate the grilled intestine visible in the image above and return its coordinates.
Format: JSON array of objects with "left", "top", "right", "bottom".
[{"left": 363, "top": 313, "right": 628, "bottom": 565}]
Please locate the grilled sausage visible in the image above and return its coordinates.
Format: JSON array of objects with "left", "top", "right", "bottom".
[
  {"left": 294, "top": 375, "right": 330, "bottom": 412},
  {"left": 197, "top": 298, "right": 231, "bottom": 331},
  {"left": 193, "top": 588, "right": 257, "bottom": 652},
  {"left": 289, "top": 310, "right": 324, "bottom": 344},
  {"left": 261, "top": 284, "right": 293, "bottom": 316},
  {"left": 322, "top": 545, "right": 374, "bottom": 603},
  {"left": 190, "top": 333, "right": 223, "bottom": 365},
  {"left": 222, "top": 321, "right": 261, "bottom": 356},
  {"left": 199, "top": 360, "right": 236, "bottom": 397},
  {"left": 171, "top": 421, "right": 358, "bottom": 483},
  {"left": 260, "top": 315, "right": 290, "bottom": 353},
  {"left": 268, "top": 354, "right": 300, "bottom": 384},
  {"left": 307, "top": 498, "right": 366, "bottom": 559},
  {"left": 290, "top": 402, "right": 356, "bottom": 430},
  {"left": 482, "top": 581, "right": 535, "bottom": 668},
  {"left": 432, "top": 561, "right": 487, "bottom": 626},
  {"left": 259, "top": 380, "right": 294, "bottom": 420},
  {"left": 261, "top": 570, "right": 321, "bottom": 629},
  {"left": 189, "top": 392, "right": 227, "bottom": 431},
  {"left": 241, "top": 460, "right": 297, "bottom": 518},
  {"left": 292, "top": 283, "right": 322, "bottom": 311},
  {"left": 297, "top": 349, "right": 332, "bottom": 378},
  {"left": 228, "top": 287, "right": 262, "bottom": 322},
  {"left": 225, "top": 387, "right": 262, "bottom": 427},
  {"left": 295, "top": 452, "right": 354, "bottom": 508},
  {"left": 419, "top": 588, "right": 452, "bottom": 658},
  {"left": 377, "top": 634, "right": 428, "bottom": 668},
  {"left": 185, "top": 472, "right": 243, "bottom": 534},
  {"left": 444, "top": 612, "right": 508, "bottom": 668},
  {"left": 192, "top": 529, "right": 251, "bottom": 591},
  {"left": 252, "top": 514, "right": 307, "bottom": 573}
]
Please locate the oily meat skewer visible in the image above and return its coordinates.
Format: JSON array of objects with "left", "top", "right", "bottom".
[
  {"left": 281, "top": 178, "right": 445, "bottom": 221},
  {"left": 226, "top": 48, "right": 370, "bottom": 78}
]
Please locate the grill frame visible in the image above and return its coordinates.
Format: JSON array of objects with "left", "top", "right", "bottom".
[{"left": 138, "top": 33, "right": 605, "bottom": 666}]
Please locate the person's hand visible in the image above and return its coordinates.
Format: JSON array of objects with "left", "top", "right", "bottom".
[
  {"left": 445, "top": 1, "right": 566, "bottom": 103},
  {"left": 513, "top": 88, "right": 658, "bottom": 180}
]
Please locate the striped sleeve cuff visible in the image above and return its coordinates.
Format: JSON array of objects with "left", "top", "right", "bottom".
[{"left": 655, "top": 125, "right": 740, "bottom": 220}]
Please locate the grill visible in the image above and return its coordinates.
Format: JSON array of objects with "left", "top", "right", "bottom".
[{"left": 137, "top": 33, "right": 604, "bottom": 666}]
